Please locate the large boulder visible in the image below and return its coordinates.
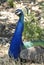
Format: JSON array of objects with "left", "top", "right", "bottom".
[{"left": 20, "top": 46, "right": 44, "bottom": 63}]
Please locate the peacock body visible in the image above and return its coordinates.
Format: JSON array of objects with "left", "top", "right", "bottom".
[
  {"left": 8, "top": 9, "right": 44, "bottom": 63},
  {"left": 8, "top": 9, "right": 33, "bottom": 59},
  {"left": 8, "top": 9, "right": 24, "bottom": 59}
]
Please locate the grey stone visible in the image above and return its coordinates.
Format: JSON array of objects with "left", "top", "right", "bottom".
[{"left": 20, "top": 46, "right": 44, "bottom": 63}]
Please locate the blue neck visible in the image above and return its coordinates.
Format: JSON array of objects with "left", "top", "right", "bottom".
[
  {"left": 14, "top": 14, "right": 24, "bottom": 37},
  {"left": 19, "top": 14, "right": 24, "bottom": 23},
  {"left": 11, "top": 14, "right": 24, "bottom": 42},
  {"left": 8, "top": 14, "right": 24, "bottom": 59}
]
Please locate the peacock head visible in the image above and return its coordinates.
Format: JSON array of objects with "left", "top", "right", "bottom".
[{"left": 15, "top": 9, "right": 23, "bottom": 17}]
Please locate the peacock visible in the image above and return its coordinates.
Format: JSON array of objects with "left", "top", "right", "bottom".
[
  {"left": 8, "top": 9, "right": 44, "bottom": 63},
  {"left": 8, "top": 9, "right": 33, "bottom": 60}
]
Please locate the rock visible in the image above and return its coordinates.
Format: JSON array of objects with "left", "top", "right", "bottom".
[
  {"left": 0, "top": 24, "right": 5, "bottom": 33},
  {"left": 0, "top": 38, "right": 6, "bottom": 45},
  {"left": 0, "top": 11, "right": 18, "bottom": 24},
  {"left": 0, "top": 16, "right": 8, "bottom": 22},
  {"left": 32, "top": 5, "right": 39, "bottom": 11},
  {"left": 20, "top": 46, "right": 44, "bottom": 63},
  {"left": 0, "top": 6, "right": 4, "bottom": 10}
]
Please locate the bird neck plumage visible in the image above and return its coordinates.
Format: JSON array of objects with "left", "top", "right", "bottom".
[
  {"left": 8, "top": 13, "right": 24, "bottom": 59},
  {"left": 19, "top": 14, "right": 24, "bottom": 23},
  {"left": 12, "top": 14, "right": 24, "bottom": 39}
]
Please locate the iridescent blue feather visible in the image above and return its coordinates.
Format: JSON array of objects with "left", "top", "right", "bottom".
[
  {"left": 8, "top": 9, "right": 24, "bottom": 59},
  {"left": 8, "top": 9, "right": 33, "bottom": 60}
]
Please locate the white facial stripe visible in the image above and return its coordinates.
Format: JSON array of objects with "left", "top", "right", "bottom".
[{"left": 17, "top": 12, "right": 21, "bottom": 15}]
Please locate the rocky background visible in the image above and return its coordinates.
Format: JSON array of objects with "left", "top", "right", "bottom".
[{"left": 0, "top": 0, "right": 44, "bottom": 65}]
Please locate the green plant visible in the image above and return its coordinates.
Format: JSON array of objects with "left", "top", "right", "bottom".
[
  {"left": 7, "top": 0, "right": 14, "bottom": 7},
  {"left": 23, "top": 11, "right": 44, "bottom": 41},
  {"left": 39, "top": 2, "right": 44, "bottom": 18}
]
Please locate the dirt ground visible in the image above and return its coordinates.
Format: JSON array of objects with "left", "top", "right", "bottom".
[{"left": 0, "top": 44, "right": 44, "bottom": 65}]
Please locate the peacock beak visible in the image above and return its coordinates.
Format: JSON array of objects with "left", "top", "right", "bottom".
[{"left": 15, "top": 11, "right": 21, "bottom": 15}]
